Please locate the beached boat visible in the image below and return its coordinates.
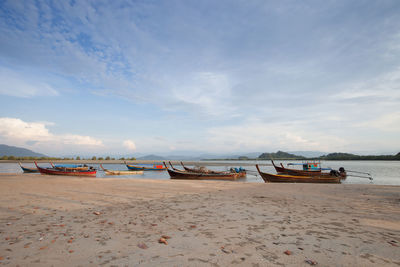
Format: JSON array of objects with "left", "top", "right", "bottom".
[
  {"left": 164, "top": 162, "right": 239, "bottom": 180},
  {"left": 179, "top": 161, "right": 246, "bottom": 177},
  {"left": 271, "top": 160, "right": 347, "bottom": 179},
  {"left": 35, "top": 162, "right": 97, "bottom": 177},
  {"left": 18, "top": 162, "right": 39, "bottom": 173},
  {"left": 100, "top": 164, "right": 143, "bottom": 175},
  {"left": 256, "top": 164, "right": 341, "bottom": 183},
  {"left": 125, "top": 161, "right": 166, "bottom": 171}
]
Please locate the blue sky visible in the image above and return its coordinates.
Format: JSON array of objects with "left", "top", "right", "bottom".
[{"left": 0, "top": 0, "right": 400, "bottom": 156}]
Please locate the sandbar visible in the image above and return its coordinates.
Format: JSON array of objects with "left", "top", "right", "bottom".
[{"left": 0, "top": 173, "right": 399, "bottom": 266}]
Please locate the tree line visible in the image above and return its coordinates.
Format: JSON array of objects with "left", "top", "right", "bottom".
[{"left": 257, "top": 151, "right": 400, "bottom": 160}]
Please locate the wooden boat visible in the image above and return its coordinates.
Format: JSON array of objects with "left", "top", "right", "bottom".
[
  {"left": 179, "top": 161, "right": 246, "bottom": 177},
  {"left": 164, "top": 162, "right": 239, "bottom": 180},
  {"left": 271, "top": 160, "right": 346, "bottom": 179},
  {"left": 100, "top": 164, "right": 143, "bottom": 175},
  {"left": 125, "top": 161, "right": 166, "bottom": 171},
  {"left": 35, "top": 162, "right": 97, "bottom": 177},
  {"left": 18, "top": 162, "right": 39, "bottom": 173},
  {"left": 255, "top": 165, "right": 341, "bottom": 183}
]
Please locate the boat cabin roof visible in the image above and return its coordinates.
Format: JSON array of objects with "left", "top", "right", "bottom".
[{"left": 287, "top": 161, "right": 321, "bottom": 171}]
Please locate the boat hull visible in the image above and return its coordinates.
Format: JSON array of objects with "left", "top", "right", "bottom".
[
  {"left": 126, "top": 165, "right": 166, "bottom": 171},
  {"left": 105, "top": 170, "right": 143, "bottom": 175},
  {"left": 21, "top": 166, "right": 39, "bottom": 173},
  {"left": 166, "top": 168, "right": 239, "bottom": 180}
]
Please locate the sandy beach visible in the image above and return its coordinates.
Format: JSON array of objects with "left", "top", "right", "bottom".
[{"left": 0, "top": 173, "right": 399, "bottom": 266}]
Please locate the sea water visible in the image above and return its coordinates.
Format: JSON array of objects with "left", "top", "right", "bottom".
[{"left": 1, "top": 160, "right": 399, "bottom": 185}]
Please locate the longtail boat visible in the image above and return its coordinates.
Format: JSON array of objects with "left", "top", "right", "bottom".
[
  {"left": 256, "top": 164, "right": 341, "bottom": 183},
  {"left": 271, "top": 160, "right": 347, "bottom": 179},
  {"left": 164, "top": 162, "right": 239, "bottom": 180},
  {"left": 125, "top": 161, "right": 166, "bottom": 171},
  {"left": 18, "top": 162, "right": 39, "bottom": 173},
  {"left": 179, "top": 161, "right": 246, "bottom": 177},
  {"left": 35, "top": 162, "right": 97, "bottom": 177},
  {"left": 100, "top": 164, "right": 143, "bottom": 175}
]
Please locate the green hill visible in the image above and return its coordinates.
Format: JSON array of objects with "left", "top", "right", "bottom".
[
  {"left": 258, "top": 151, "right": 305, "bottom": 160},
  {"left": 0, "top": 144, "right": 47, "bottom": 157}
]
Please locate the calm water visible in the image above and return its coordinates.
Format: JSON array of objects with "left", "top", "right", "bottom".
[{"left": 1, "top": 160, "right": 399, "bottom": 185}]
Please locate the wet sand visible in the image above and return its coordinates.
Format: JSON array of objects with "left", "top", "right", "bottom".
[{"left": 0, "top": 173, "right": 399, "bottom": 266}]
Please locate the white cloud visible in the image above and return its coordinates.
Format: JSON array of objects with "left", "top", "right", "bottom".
[
  {"left": 123, "top": 140, "right": 136, "bottom": 151},
  {"left": 206, "top": 121, "right": 348, "bottom": 153},
  {"left": 0, "top": 117, "right": 52, "bottom": 141},
  {"left": 0, "top": 118, "right": 103, "bottom": 152},
  {"left": 63, "top": 134, "right": 103, "bottom": 146},
  {"left": 170, "top": 72, "right": 237, "bottom": 117},
  {"left": 357, "top": 112, "right": 400, "bottom": 132},
  {"left": 333, "top": 67, "right": 400, "bottom": 101},
  {"left": 0, "top": 67, "right": 59, "bottom": 97}
]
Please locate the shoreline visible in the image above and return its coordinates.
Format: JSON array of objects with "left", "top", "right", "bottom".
[{"left": 1, "top": 173, "right": 399, "bottom": 266}]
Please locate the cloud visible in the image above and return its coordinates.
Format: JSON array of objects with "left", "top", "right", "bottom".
[
  {"left": 123, "top": 140, "right": 136, "bottom": 151},
  {"left": 0, "top": 118, "right": 103, "bottom": 153},
  {"left": 357, "top": 112, "right": 400, "bottom": 132},
  {"left": 0, "top": 67, "right": 59, "bottom": 97},
  {"left": 332, "top": 67, "right": 400, "bottom": 103},
  {"left": 167, "top": 71, "right": 237, "bottom": 117},
  {"left": 63, "top": 135, "right": 103, "bottom": 146},
  {"left": 206, "top": 121, "right": 347, "bottom": 153},
  {"left": 0, "top": 117, "right": 52, "bottom": 141}
]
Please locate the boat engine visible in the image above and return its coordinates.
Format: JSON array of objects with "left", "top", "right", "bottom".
[{"left": 330, "top": 170, "right": 340, "bottom": 177}]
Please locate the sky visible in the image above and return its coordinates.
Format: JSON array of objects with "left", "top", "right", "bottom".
[{"left": 0, "top": 0, "right": 400, "bottom": 157}]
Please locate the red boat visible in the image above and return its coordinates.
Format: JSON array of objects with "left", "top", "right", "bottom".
[{"left": 34, "top": 162, "right": 97, "bottom": 177}]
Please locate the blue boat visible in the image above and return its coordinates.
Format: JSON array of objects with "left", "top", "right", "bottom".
[{"left": 18, "top": 162, "right": 39, "bottom": 173}]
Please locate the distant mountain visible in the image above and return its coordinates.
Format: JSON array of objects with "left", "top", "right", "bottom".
[
  {"left": 166, "top": 155, "right": 202, "bottom": 160},
  {"left": 0, "top": 144, "right": 47, "bottom": 157},
  {"left": 288, "top": 151, "right": 326, "bottom": 158},
  {"left": 258, "top": 151, "right": 306, "bottom": 159},
  {"left": 137, "top": 154, "right": 167, "bottom": 160}
]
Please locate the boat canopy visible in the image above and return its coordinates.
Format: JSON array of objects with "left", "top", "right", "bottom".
[
  {"left": 55, "top": 164, "right": 85, "bottom": 168},
  {"left": 287, "top": 162, "right": 321, "bottom": 171}
]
